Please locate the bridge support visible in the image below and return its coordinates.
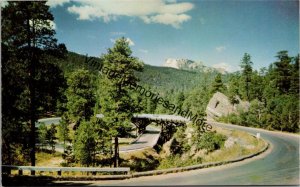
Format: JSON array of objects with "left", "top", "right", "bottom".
[
  {"left": 132, "top": 118, "right": 151, "bottom": 136},
  {"left": 158, "top": 120, "right": 186, "bottom": 143}
]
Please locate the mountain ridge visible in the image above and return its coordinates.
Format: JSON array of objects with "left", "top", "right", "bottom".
[{"left": 162, "top": 58, "right": 227, "bottom": 74}]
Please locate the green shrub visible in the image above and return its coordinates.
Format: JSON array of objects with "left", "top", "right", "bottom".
[
  {"left": 120, "top": 152, "right": 159, "bottom": 172},
  {"left": 169, "top": 126, "right": 190, "bottom": 155},
  {"left": 195, "top": 131, "right": 226, "bottom": 152}
]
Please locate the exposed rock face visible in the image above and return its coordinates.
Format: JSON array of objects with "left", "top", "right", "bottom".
[
  {"left": 163, "top": 58, "right": 204, "bottom": 69},
  {"left": 162, "top": 58, "right": 227, "bottom": 74},
  {"left": 206, "top": 92, "right": 250, "bottom": 120}
]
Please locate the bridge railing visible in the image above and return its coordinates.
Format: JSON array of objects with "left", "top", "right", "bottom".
[{"left": 2, "top": 165, "right": 130, "bottom": 176}]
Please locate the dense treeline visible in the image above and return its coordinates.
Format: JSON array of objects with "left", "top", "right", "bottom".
[
  {"left": 2, "top": 1, "right": 67, "bottom": 168},
  {"left": 55, "top": 50, "right": 217, "bottom": 117},
  {"left": 218, "top": 52, "right": 299, "bottom": 133}
]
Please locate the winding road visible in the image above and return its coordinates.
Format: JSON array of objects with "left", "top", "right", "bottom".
[
  {"left": 37, "top": 116, "right": 299, "bottom": 185},
  {"left": 36, "top": 117, "right": 161, "bottom": 153},
  {"left": 120, "top": 125, "right": 161, "bottom": 152},
  {"left": 57, "top": 121, "right": 299, "bottom": 185}
]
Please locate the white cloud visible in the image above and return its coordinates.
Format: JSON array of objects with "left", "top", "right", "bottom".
[
  {"left": 110, "top": 37, "right": 135, "bottom": 46},
  {"left": 46, "top": 0, "right": 70, "bottom": 8},
  {"left": 141, "top": 13, "right": 191, "bottom": 28},
  {"left": 216, "top": 46, "right": 226, "bottom": 52},
  {"left": 126, "top": 38, "right": 135, "bottom": 46},
  {"left": 67, "top": 0, "right": 194, "bottom": 28},
  {"left": 139, "top": 49, "right": 149, "bottom": 54},
  {"left": 212, "top": 62, "right": 237, "bottom": 73},
  {"left": 110, "top": 32, "right": 126, "bottom": 36}
]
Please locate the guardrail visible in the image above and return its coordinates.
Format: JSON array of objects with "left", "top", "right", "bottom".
[
  {"left": 2, "top": 140, "right": 269, "bottom": 180},
  {"left": 2, "top": 165, "right": 130, "bottom": 176}
]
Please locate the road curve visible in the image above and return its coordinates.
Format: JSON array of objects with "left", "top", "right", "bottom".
[
  {"left": 65, "top": 121, "right": 299, "bottom": 186},
  {"left": 120, "top": 126, "right": 161, "bottom": 153},
  {"left": 36, "top": 117, "right": 161, "bottom": 153}
]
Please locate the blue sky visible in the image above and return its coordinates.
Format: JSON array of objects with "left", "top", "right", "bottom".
[{"left": 45, "top": 0, "right": 298, "bottom": 72}]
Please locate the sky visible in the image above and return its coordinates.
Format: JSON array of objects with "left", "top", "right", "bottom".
[{"left": 24, "top": 0, "right": 300, "bottom": 72}]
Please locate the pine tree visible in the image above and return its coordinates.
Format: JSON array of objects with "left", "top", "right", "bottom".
[
  {"left": 176, "top": 91, "right": 185, "bottom": 109},
  {"left": 58, "top": 115, "right": 70, "bottom": 152},
  {"left": 227, "top": 74, "right": 240, "bottom": 105},
  {"left": 211, "top": 73, "right": 225, "bottom": 94},
  {"left": 74, "top": 121, "right": 97, "bottom": 166},
  {"left": 47, "top": 124, "right": 57, "bottom": 153},
  {"left": 66, "top": 69, "right": 96, "bottom": 125},
  {"left": 147, "top": 96, "right": 157, "bottom": 113},
  {"left": 2, "top": 1, "right": 66, "bottom": 168},
  {"left": 38, "top": 123, "right": 48, "bottom": 150},
  {"left": 100, "top": 37, "right": 143, "bottom": 167},
  {"left": 273, "top": 51, "right": 293, "bottom": 94},
  {"left": 290, "top": 54, "right": 299, "bottom": 94},
  {"left": 249, "top": 71, "right": 264, "bottom": 101},
  {"left": 240, "top": 53, "right": 253, "bottom": 100}
]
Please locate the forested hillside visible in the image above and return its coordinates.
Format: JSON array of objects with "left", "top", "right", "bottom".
[
  {"left": 53, "top": 50, "right": 300, "bottom": 134},
  {"left": 55, "top": 51, "right": 218, "bottom": 116},
  {"left": 217, "top": 52, "right": 299, "bottom": 133},
  {"left": 2, "top": 1, "right": 298, "bottom": 169},
  {"left": 58, "top": 51, "right": 218, "bottom": 92}
]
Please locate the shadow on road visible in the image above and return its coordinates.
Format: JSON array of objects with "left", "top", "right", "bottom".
[
  {"left": 144, "top": 130, "right": 160, "bottom": 134},
  {"left": 130, "top": 141, "right": 147, "bottom": 144},
  {"left": 2, "top": 175, "right": 92, "bottom": 186}
]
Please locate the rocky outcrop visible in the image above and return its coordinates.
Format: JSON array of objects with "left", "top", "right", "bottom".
[
  {"left": 162, "top": 58, "right": 227, "bottom": 74},
  {"left": 163, "top": 58, "right": 204, "bottom": 69},
  {"left": 206, "top": 92, "right": 250, "bottom": 120}
]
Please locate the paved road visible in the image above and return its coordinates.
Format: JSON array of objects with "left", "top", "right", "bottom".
[
  {"left": 120, "top": 126, "right": 161, "bottom": 152},
  {"left": 60, "top": 121, "right": 299, "bottom": 186},
  {"left": 36, "top": 117, "right": 161, "bottom": 153},
  {"left": 47, "top": 126, "right": 160, "bottom": 153},
  {"left": 35, "top": 117, "right": 61, "bottom": 127}
]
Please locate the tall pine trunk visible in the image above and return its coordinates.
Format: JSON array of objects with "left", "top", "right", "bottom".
[
  {"left": 29, "top": 53, "right": 36, "bottom": 175},
  {"left": 26, "top": 10, "right": 36, "bottom": 175},
  {"left": 114, "top": 137, "right": 119, "bottom": 167}
]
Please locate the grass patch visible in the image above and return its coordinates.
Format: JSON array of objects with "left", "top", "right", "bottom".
[
  {"left": 119, "top": 148, "right": 159, "bottom": 172},
  {"left": 203, "top": 128, "right": 265, "bottom": 163},
  {"left": 203, "top": 144, "right": 246, "bottom": 162},
  {"left": 158, "top": 155, "right": 202, "bottom": 169},
  {"left": 36, "top": 150, "right": 63, "bottom": 167}
]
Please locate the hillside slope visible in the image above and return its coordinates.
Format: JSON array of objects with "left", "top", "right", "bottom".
[{"left": 58, "top": 51, "right": 218, "bottom": 92}]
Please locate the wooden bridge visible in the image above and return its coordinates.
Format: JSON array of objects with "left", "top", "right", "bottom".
[
  {"left": 39, "top": 114, "right": 191, "bottom": 139},
  {"left": 130, "top": 114, "right": 190, "bottom": 141}
]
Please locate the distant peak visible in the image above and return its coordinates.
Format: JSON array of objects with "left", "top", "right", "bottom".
[{"left": 162, "top": 58, "right": 227, "bottom": 74}]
